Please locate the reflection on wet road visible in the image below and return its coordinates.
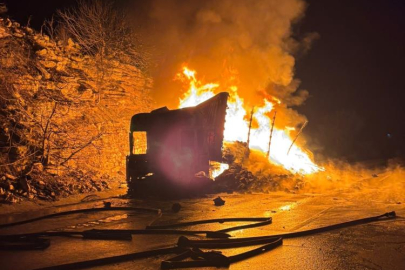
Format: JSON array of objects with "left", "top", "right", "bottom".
[{"left": 0, "top": 173, "right": 404, "bottom": 270}]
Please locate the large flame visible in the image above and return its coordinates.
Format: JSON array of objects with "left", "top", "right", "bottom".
[{"left": 178, "top": 67, "right": 322, "bottom": 175}]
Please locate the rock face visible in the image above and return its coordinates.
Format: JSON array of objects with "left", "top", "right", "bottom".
[{"left": 0, "top": 16, "right": 152, "bottom": 202}]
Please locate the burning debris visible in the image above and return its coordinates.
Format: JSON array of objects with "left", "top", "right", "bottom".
[
  {"left": 177, "top": 67, "right": 322, "bottom": 175},
  {"left": 214, "top": 163, "right": 306, "bottom": 194},
  {"left": 214, "top": 142, "right": 306, "bottom": 193}
]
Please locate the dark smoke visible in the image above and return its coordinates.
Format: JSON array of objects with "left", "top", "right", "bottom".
[{"left": 128, "top": 0, "right": 316, "bottom": 111}]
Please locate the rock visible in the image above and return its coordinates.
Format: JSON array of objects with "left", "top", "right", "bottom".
[
  {"left": 101, "top": 181, "right": 109, "bottom": 188},
  {"left": 8, "top": 184, "right": 14, "bottom": 191},
  {"left": 36, "top": 65, "right": 51, "bottom": 79},
  {"left": 5, "top": 173, "right": 17, "bottom": 180},
  {"left": 0, "top": 27, "right": 10, "bottom": 39},
  {"left": 37, "top": 193, "right": 49, "bottom": 200},
  {"left": 41, "top": 60, "right": 57, "bottom": 68},
  {"left": 103, "top": 201, "right": 112, "bottom": 208},
  {"left": 4, "top": 193, "right": 18, "bottom": 203},
  {"left": 65, "top": 38, "right": 79, "bottom": 52},
  {"left": 36, "top": 49, "right": 48, "bottom": 57},
  {"left": 13, "top": 32, "right": 24, "bottom": 38},
  {"left": 56, "top": 62, "right": 67, "bottom": 72},
  {"left": 34, "top": 36, "right": 51, "bottom": 48},
  {"left": 171, "top": 203, "right": 181, "bottom": 213},
  {"left": 5, "top": 18, "right": 12, "bottom": 27},
  {"left": 81, "top": 194, "right": 100, "bottom": 202},
  {"left": 70, "top": 55, "right": 84, "bottom": 62},
  {"left": 213, "top": 196, "right": 225, "bottom": 206},
  {"left": 80, "top": 89, "right": 94, "bottom": 100},
  {"left": 25, "top": 27, "right": 34, "bottom": 35},
  {"left": 32, "top": 163, "right": 44, "bottom": 172},
  {"left": 46, "top": 167, "right": 59, "bottom": 176}
]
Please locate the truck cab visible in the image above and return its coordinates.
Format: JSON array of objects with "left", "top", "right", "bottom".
[{"left": 126, "top": 92, "right": 229, "bottom": 196}]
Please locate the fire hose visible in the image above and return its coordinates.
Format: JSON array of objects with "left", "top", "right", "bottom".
[
  {"left": 0, "top": 207, "right": 397, "bottom": 270},
  {"left": 0, "top": 206, "right": 161, "bottom": 229},
  {"left": 0, "top": 210, "right": 271, "bottom": 250}
]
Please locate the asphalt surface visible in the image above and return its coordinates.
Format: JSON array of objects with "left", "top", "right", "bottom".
[{"left": 0, "top": 172, "right": 404, "bottom": 270}]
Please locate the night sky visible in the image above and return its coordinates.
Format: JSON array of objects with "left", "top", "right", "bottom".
[
  {"left": 295, "top": 0, "right": 405, "bottom": 162},
  {"left": 4, "top": 0, "right": 405, "bottom": 162}
]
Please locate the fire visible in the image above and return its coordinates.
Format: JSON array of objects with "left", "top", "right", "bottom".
[
  {"left": 178, "top": 67, "right": 322, "bottom": 175},
  {"left": 178, "top": 69, "right": 219, "bottom": 108},
  {"left": 209, "top": 161, "right": 230, "bottom": 179}
]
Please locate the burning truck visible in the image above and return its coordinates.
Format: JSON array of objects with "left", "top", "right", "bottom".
[
  {"left": 126, "top": 92, "right": 229, "bottom": 196},
  {"left": 126, "top": 67, "right": 323, "bottom": 196}
]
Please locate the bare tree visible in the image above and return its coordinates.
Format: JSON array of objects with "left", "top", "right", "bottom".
[
  {"left": 0, "top": 36, "right": 104, "bottom": 176},
  {"left": 57, "top": 0, "right": 137, "bottom": 59},
  {"left": 56, "top": 0, "right": 146, "bottom": 103},
  {"left": 41, "top": 15, "right": 57, "bottom": 40}
]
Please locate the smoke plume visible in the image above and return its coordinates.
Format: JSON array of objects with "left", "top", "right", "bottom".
[{"left": 129, "top": 0, "right": 313, "bottom": 115}]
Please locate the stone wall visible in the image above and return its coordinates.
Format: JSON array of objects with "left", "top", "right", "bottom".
[{"left": 0, "top": 16, "right": 153, "bottom": 180}]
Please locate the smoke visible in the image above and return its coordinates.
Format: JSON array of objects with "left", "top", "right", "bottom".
[
  {"left": 228, "top": 140, "right": 405, "bottom": 200},
  {"left": 303, "top": 159, "right": 405, "bottom": 203},
  {"left": 128, "top": 0, "right": 314, "bottom": 114},
  {"left": 126, "top": 1, "right": 404, "bottom": 200}
]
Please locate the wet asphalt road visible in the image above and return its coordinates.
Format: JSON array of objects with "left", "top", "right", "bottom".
[{"left": 0, "top": 172, "right": 404, "bottom": 270}]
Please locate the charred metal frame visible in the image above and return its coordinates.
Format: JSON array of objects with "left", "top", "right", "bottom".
[{"left": 126, "top": 92, "right": 229, "bottom": 191}]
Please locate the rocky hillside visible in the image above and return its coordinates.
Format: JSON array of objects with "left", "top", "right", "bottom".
[{"left": 0, "top": 15, "right": 153, "bottom": 203}]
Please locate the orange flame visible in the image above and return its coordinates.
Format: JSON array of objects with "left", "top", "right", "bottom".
[{"left": 178, "top": 67, "right": 322, "bottom": 175}]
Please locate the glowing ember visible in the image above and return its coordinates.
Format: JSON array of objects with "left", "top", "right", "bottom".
[
  {"left": 209, "top": 161, "right": 230, "bottom": 179},
  {"left": 178, "top": 67, "right": 322, "bottom": 175}
]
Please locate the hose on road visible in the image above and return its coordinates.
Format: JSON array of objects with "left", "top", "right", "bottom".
[{"left": 28, "top": 211, "right": 397, "bottom": 270}]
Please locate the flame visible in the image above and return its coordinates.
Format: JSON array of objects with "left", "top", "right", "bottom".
[
  {"left": 179, "top": 68, "right": 218, "bottom": 108},
  {"left": 209, "top": 161, "right": 230, "bottom": 178},
  {"left": 178, "top": 67, "right": 322, "bottom": 175}
]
